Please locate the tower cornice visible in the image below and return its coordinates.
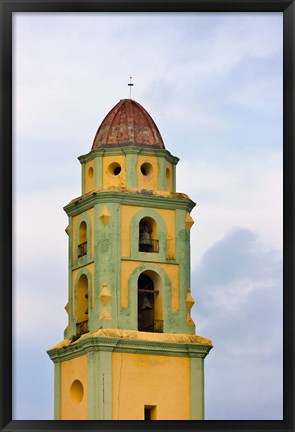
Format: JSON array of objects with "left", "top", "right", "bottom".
[
  {"left": 64, "top": 188, "right": 196, "bottom": 217},
  {"left": 78, "top": 146, "right": 179, "bottom": 165},
  {"left": 47, "top": 329, "right": 212, "bottom": 364}
]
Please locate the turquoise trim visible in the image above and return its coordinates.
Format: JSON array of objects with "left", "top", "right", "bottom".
[
  {"left": 130, "top": 208, "right": 167, "bottom": 261},
  {"left": 54, "top": 362, "right": 61, "bottom": 419},
  {"left": 190, "top": 357, "right": 204, "bottom": 419}
]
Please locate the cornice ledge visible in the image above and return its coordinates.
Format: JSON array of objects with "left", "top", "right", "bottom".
[
  {"left": 78, "top": 147, "right": 179, "bottom": 165},
  {"left": 64, "top": 189, "right": 196, "bottom": 216}
]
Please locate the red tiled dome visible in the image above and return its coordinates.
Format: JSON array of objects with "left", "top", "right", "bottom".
[{"left": 92, "top": 99, "right": 165, "bottom": 150}]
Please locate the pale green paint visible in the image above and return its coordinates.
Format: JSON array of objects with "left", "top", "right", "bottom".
[
  {"left": 175, "top": 208, "right": 195, "bottom": 335},
  {"left": 65, "top": 216, "right": 75, "bottom": 340},
  {"left": 98, "top": 351, "right": 112, "bottom": 419},
  {"left": 81, "top": 163, "right": 85, "bottom": 195},
  {"left": 190, "top": 357, "right": 204, "bottom": 419},
  {"left": 54, "top": 362, "right": 61, "bottom": 420},
  {"left": 157, "top": 157, "right": 166, "bottom": 191},
  {"left": 125, "top": 153, "right": 138, "bottom": 188},
  {"left": 172, "top": 163, "right": 176, "bottom": 192},
  {"left": 94, "top": 155, "right": 103, "bottom": 188},
  {"left": 87, "top": 351, "right": 100, "bottom": 419},
  {"left": 94, "top": 202, "right": 121, "bottom": 330}
]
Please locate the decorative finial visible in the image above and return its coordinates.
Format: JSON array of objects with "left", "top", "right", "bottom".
[{"left": 128, "top": 76, "right": 134, "bottom": 99}]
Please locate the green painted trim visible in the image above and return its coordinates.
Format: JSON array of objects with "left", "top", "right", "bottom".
[
  {"left": 48, "top": 338, "right": 210, "bottom": 360},
  {"left": 157, "top": 156, "right": 166, "bottom": 191},
  {"left": 47, "top": 335, "right": 212, "bottom": 363},
  {"left": 98, "top": 351, "right": 112, "bottom": 419},
  {"left": 64, "top": 191, "right": 195, "bottom": 217},
  {"left": 79, "top": 146, "right": 179, "bottom": 165},
  {"left": 172, "top": 163, "right": 176, "bottom": 193},
  {"left": 94, "top": 202, "right": 121, "bottom": 330},
  {"left": 190, "top": 357, "right": 204, "bottom": 420},
  {"left": 125, "top": 153, "right": 137, "bottom": 188},
  {"left": 81, "top": 163, "right": 85, "bottom": 195},
  {"left": 65, "top": 216, "right": 75, "bottom": 339},
  {"left": 54, "top": 362, "right": 61, "bottom": 419},
  {"left": 87, "top": 351, "right": 100, "bottom": 419},
  {"left": 94, "top": 155, "right": 103, "bottom": 188},
  {"left": 130, "top": 208, "right": 167, "bottom": 261},
  {"left": 175, "top": 209, "right": 195, "bottom": 335}
]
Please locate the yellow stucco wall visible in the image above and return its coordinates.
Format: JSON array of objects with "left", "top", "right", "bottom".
[
  {"left": 61, "top": 355, "right": 88, "bottom": 420},
  {"left": 120, "top": 205, "right": 175, "bottom": 260},
  {"left": 102, "top": 155, "right": 126, "bottom": 187},
  {"left": 137, "top": 155, "right": 158, "bottom": 190},
  {"left": 120, "top": 260, "right": 179, "bottom": 311},
  {"left": 72, "top": 208, "right": 95, "bottom": 265},
  {"left": 112, "top": 352, "right": 190, "bottom": 419}
]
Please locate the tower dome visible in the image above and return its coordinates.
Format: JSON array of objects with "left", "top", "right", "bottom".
[{"left": 92, "top": 99, "right": 165, "bottom": 150}]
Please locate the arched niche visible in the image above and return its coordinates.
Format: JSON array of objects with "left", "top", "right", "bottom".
[{"left": 130, "top": 209, "right": 166, "bottom": 260}]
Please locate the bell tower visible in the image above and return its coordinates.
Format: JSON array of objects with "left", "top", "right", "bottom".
[{"left": 47, "top": 98, "right": 212, "bottom": 420}]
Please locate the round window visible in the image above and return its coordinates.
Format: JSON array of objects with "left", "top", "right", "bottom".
[
  {"left": 108, "top": 162, "right": 122, "bottom": 176},
  {"left": 70, "top": 379, "right": 84, "bottom": 403},
  {"left": 140, "top": 163, "right": 153, "bottom": 176}
]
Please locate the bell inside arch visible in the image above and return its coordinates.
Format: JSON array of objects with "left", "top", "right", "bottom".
[{"left": 140, "top": 295, "right": 153, "bottom": 310}]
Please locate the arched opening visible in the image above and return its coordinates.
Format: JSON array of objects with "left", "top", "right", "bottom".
[
  {"left": 137, "top": 271, "right": 163, "bottom": 333},
  {"left": 166, "top": 167, "right": 172, "bottom": 191},
  {"left": 76, "top": 274, "right": 89, "bottom": 336},
  {"left": 138, "top": 217, "right": 159, "bottom": 253},
  {"left": 87, "top": 166, "right": 94, "bottom": 192},
  {"left": 78, "top": 221, "right": 87, "bottom": 258}
]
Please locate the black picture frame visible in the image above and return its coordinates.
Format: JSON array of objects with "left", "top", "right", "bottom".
[{"left": 0, "top": 1, "right": 294, "bottom": 431}]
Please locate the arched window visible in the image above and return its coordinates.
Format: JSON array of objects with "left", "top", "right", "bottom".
[
  {"left": 78, "top": 221, "right": 87, "bottom": 258},
  {"left": 137, "top": 272, "right": 163, "bottom": 333},
  {"left": 138, "top": 217, "right": 159, "bottom": 253},
  {"left": 76, "top": 274, "right": 89, "bottom": 336}
]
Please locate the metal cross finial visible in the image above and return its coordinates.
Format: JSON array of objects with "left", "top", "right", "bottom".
[{"left": 128, "top": 76, "right": 134, "bottom": 99}]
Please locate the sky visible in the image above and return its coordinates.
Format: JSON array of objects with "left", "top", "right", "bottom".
[{"left": 12, "top": 12, "right": 283, "bottom": 420}]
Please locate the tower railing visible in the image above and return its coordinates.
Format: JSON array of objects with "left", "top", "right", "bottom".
[
  {"left": 78, "top": 241, "right": 87, "bottom": 258},
  {"left": 76, "top": 320, "right": 89, "bottom": 336},
  {"left": 138, "top": 239, "right": 159, "bottom": 253}
]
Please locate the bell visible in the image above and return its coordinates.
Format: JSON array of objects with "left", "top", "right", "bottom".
[
  {"left": 140, "top": 295, "right": 152, "bottom": 310},
  {"left": 139, "top": 231, "right": 152, "bottom": 245}
]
